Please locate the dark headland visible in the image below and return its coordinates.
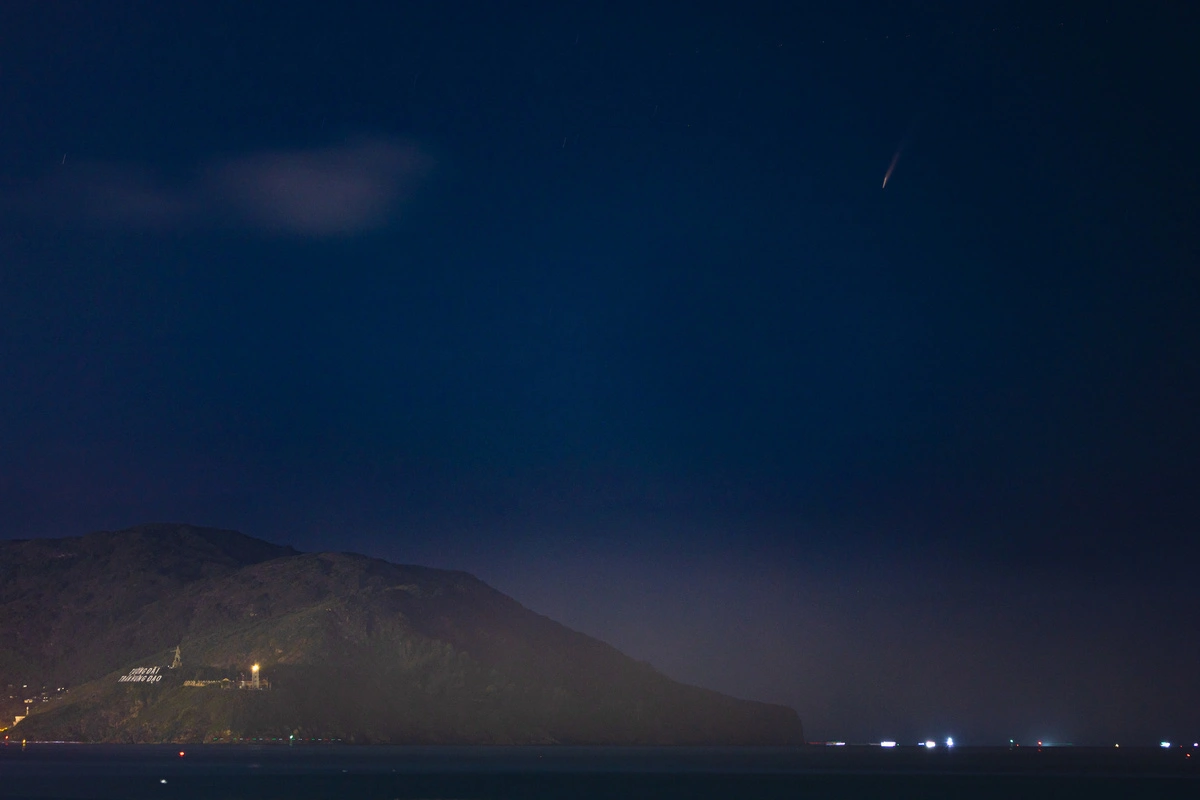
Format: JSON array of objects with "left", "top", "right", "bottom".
[{"left": 0, "top": 524, "right": 802, "bottom": 745}]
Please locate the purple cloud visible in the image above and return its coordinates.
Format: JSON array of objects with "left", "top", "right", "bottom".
[
  {"left": 14, "top": 138, "right": 432, "bottom": 237},
  {"left": 211, "top": 139, "right": 431, "bottom": 235}
]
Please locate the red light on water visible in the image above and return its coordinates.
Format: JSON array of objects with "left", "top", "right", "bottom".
[{"left": 178, "top": 751, "right": 185, "bottom": 757}]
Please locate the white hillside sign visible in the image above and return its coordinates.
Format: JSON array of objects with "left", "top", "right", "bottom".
[{"left": 117, "top": 666, "right": 163, "bottom": 683}]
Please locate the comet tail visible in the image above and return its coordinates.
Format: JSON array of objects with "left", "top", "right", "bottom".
[{"left": 882, "top": 150, "right": 901, "bottom": 189}]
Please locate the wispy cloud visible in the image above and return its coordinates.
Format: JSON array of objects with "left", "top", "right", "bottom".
[
  {"left": 210, "top": 139, "right": 431, "bottom": 235},
  {"left": 15, "top": 138, "right": 433, "bottom": 237}
]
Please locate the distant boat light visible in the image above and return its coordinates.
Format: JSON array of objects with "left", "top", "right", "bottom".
[
  {"left": 1161, "top": 742, "right": 1170, "bottom": 748},
  {"left": 880, "top": 741, "right": 897, "bottom": 748},
  {"left": 945, "top": 737, "right": 954, "bottom": 747},
  {"left": 925, "top": 740, "right": 936, "bottom": 749}
]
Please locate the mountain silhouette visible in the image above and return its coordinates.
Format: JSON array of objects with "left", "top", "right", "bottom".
[{"left": 1, "top": 524, "right": 802, "bottom": 744}]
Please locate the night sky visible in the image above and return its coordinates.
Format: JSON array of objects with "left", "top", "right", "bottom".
[{"left": 2, "top": 1, "right": 1198, "bottom": 745}]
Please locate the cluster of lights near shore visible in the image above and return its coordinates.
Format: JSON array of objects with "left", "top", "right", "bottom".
[
  {"left": 917, "top": 737, "right": 953, "bottom": 748},
  {"left": 857, "top": 738, "right": 1200, "bottom": 749},
  {"left": 867, "top": 740, "right": 1200, "bottom": 749}
]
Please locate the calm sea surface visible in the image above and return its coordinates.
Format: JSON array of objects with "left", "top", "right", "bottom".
[{"left": 1, "top": 743, "right": 1196, "bottom": 799}]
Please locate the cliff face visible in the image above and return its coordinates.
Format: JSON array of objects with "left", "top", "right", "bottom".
[{"left": 1, "top": 525, "right": 803, "bottom": 745}]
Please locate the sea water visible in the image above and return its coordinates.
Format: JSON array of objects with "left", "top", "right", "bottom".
[{"left": 1, "top": 743, "right": 1196, "bottom": 799}]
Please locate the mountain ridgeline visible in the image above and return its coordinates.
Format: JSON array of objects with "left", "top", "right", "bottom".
[{"left": 0, "top": 525, "right": 803, "bottom": 744}]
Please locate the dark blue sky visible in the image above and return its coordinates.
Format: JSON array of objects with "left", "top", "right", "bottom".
[{"left": 2, "top": 1, "right": 1197, "bottom": 743}]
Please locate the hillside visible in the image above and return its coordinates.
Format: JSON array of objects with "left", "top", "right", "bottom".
[
  {"left": 1, "top": 525, "right": 803, "bottom": 744},
  {"left": 0, "top": 524, "right": 296, "bottom": 689}
]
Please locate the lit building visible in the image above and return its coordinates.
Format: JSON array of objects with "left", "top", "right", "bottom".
[{"left": 237, "top": 663, "right": 269, "bottom": 690}]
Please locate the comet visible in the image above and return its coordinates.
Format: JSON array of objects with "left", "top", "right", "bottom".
[
  {"left": 882, "top": 120, "right": 920, "bottom": 189},
  {"left": 881, "top": 149, "right": 902, "bottom": 188}
]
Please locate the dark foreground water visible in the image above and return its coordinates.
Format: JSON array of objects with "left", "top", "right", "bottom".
[{"left": 1, "top": 744, "right": 1197, "bottom": 799}]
